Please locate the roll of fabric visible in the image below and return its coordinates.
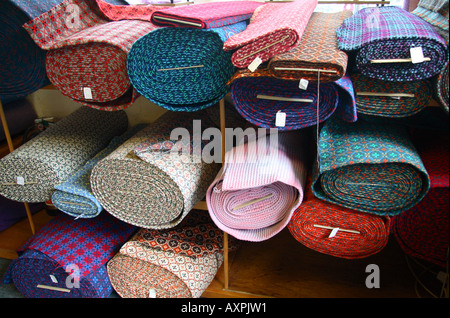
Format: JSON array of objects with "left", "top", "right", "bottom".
[
  {"left": 288, "top": 179, "right": 390, "bottom": 259},
  {"left": 107, "top": 210, "right": 234, "bottom": 298},
  {"left": 94, "top": 0, "right": 167, "bottom": 21},
  {"left": 127, "top": 21, "right": 246, "bottom": 111},
  {"left": 391, "top": 130, "right": 449, "bottom": 268},
  {"left": 268, "top": 10, "right": 352, "bottom": 82},
  {"left": 0, "top": 106, "right": 128, "bottom": 203},
  {"left": 90, "top": 111, "right": 220, "bottom": 229},
  {"left": 336, "top": 6, "right": 449, "bottom": 81},
  {"left": 2, "top": 211, "right": 137, "bottom": 298},
  {"left": 23, "top": 0, "right": 157, "bottom": 111},
  {"left": 206, "top": 130, "right": 308, "bottom": 242},
  {"left": 352, "top": 73, "right": 434, "bottom": 118},
  {"left": 0, "top": 1, "right": 50, "bottom": 103},
  {"left": 51, "top": 124, "right": 146, "bottom": 219},
  {"left": 412, "top": 0, "right": 449, "bottom": 44},
  {"left": 312, "top": 117, "right": 430, "bottom": 216},
  {"left": 435, "top": 61, "right": 449, "bottom": 113},
  {"left": 230, "top": 70, "right": 357, "bottom": 130},
  {"left": 223, "top": 0, "right": 317, "bottom": 68},
  {"left": 150, "top": 1, "right": 262, "bottom": 28}
]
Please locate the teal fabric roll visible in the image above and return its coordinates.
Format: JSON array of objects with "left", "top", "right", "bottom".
[
  {"left": 312, "top": 118, "right": 430, "bottom": 216},
  {"left": 52, "top": 124, "right": 147, "bottom": 218}
]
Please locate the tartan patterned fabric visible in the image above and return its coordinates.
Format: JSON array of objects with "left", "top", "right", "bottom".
[
  {"left": 52, "top": 125, "right": 146, "bottom": 219},
  {"left": 413, "top": 0, "right": 449, "bottom": 44},
  {"left": 223, "top": 0, "right": 317, "bottom": 68},
  {"left": 90, "top": 111, "right": 221, "bottom": 229},
  {"left": 0, "top": 106, "right": 128, "bottom": 203},
  {"left": 336, "top": 6, "right": 449, "bottom": 81},
  {"left": 3, "top": 212, "right": 137, "bottom": 298},
  {"left": 312, "top": 117, "right": 430, "bottom": 216},
  {"left": 268, "top": 10, "right": 353, "bottom": 82},
  {"left": 151, "top": 1, "right": 262, "bottom": 28},
  {"left": 206, "top": 131, "right": 308, "bottom": 242},
  {"left": 230, "top": 70, "right": 356, "bottom": 131},
  {"left": 288, "top": 179, "right": 391, "bottom": 259},
  {"left": 94, "top": 0, "right": 167, "bottom": 21},
  {"left": 0, "top": 1, "right": 49, "bottom": 103},
  {"left": 127, "top": 22, "right": 246, "bottom": 111},
  {"left": 107, "top": 210, "right": 235, "bottom": 298},
  {"left": 352, "top": 73, "right": 434, "bottom": 117},
  {"left": 391, "top": 130, "right": 449, "bottom": 268}
]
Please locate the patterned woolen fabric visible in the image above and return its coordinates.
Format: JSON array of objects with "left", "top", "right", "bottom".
[
  {"left": 223, "top": 0, "right": 317, "bottom": 68},
  {"left": 268, "top": 10, "right": 352, "bottom": 82},
  {"left": 150, "top": 1, "right": 262, "bottom": 28},
  {"left": 288, "top": 179, "right": 390, "bottom": 259},
  {"left": 0, "top": 106, "right": 128, "bottom": 203},
  {"left": 412, "top": 0, "right": 449, "bottom": 44},
  {"left": 391, "top": 131, "right": 449, "bottom": 268},
  {"left": 0, "top": 1, "right": 49, "bottom": 103},
  {"left": 2, "top": 212, "right": 137, "bottom": 298},
  {"left": 352, "top": 73, "right": 434, "bottom": 118},
  {"left": 127, "top": 22, "right": 246, "bottom": 112},
  {"left": 336, "top": 6, "right": 449, "bottom": 81},
  {"left": 230, "top": 69, "right": 357, "bottom": 131},
  {"left": 94, "top": 0, "right": 167, "bottom": 21},
  {"left": 206, "top": 131, "right": 308, "bottom": 242},
  {"left": 312, "top": 118, "right": 430, "bottom": 216},
  {"left": 435, "top": 61, "right": 449, "bottom": 113},
  {"left": 107, "top": 210, "right": 234, "bottom": 298},
  {"left": 90, "top": 111, "right": 221, "bottom": 229},
  {"left": 51, "top": 125, "right": 146, "bottom": 219},
  {"left": 23, "top": 0, "right": 157, "bottom": 111}
]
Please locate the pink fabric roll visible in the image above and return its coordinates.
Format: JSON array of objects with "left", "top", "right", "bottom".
[
  {"left": 223, "top": 0, "right": 317, "bottom": 68},
  {"left": 206, "top": 130, "right": 308, "bottom": 242}
]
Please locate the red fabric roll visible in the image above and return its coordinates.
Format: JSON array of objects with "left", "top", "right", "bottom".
[{"left": 288, "top": 180, "right": 391, "bottom": 259}]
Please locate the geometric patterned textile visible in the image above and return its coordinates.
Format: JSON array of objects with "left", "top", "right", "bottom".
[
  {"left": 412, "top": 0, "right": 449, "bottom": 44},
  {"left": 51, "top": 125, "right": 147, "bottom": 219},
  {"left": 0, "top": 1, "right": 49, "bottom": 103},
  {"left": 90, "top": 111, "right": 221, "bottom": 229},
  {"left": 2, "top": 212, "right": 137, "bottom": 298},
  {"left": 311, "top": 117, "right": 430, "bottom": 216},
  {"left": 94, "top": 0, "right": 167, "bottom": 21},
  {"left": 107, "top": 210, "right": 235, "bottom": 298},
  {"left": 268, "top": 10, "right": 353, "bottom": 82},
  {"left": 150, "top": 1, "right": 262, "bottom": 28},
  {"left": 223, "top": 0, "right": 318, "bottom": 68},
  {"left": 435, "top": 61, "right": 449, "bottom": 113},
  {"left": 352, "top": 73, "right": 434, "bottom": 117},
  {"left": 127, "top": 22, "right": 245, "bottom": 111},
  {"left": 337, "top": 6, "right": 449, "bottom": 81},
  {"left": 288, "top": 179, "right": 391, "bottom": 259},
  {"left": 391, "top": 130, "right": 449, "bottom": 268},
  {"left": 0, "top": 107, "right": 128, "bottom": 202},
  {"left": 206, "top": 130, "right": 308, "bottom": 242}
]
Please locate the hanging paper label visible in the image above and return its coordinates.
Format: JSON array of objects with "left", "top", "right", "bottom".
[
  {"left": 149, "top": 289, "right": 156, "bottom": 298},
  {"left": 83, "top": 87, "right": 93, "bottom": 100},
  {"left": 50, "top": 275, "right": 58, "bottom": 284},
  {"left": 299, "top": 79, "right": 309, "bottom": 90},
  {"left": 329, "top": 228, "right": 339, "bottom": 238},
  {"left": 248, "top": 57, "right": 262, "bottom": 72},
  {"left": 275, "top": 111, "right": 286, "bottom": 127},
  {"left": 16, "top": 176, "right": 25, "bottom": 186},
  {"left": 410, "top": 47, "right": 424, "bottom": 64}
]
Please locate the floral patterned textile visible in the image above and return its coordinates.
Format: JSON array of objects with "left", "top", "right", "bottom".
[
  {"left": 223, "top": 0, "right": 317, "bottom": 68},
  {"left": 52, "top": 125, "right": 147, "bottom": 218},
  {"left": 336, "top": 6, "right": 449, "bottom": 81},
  {"left": 90, "top": 111, "right": 221, "bottom": 229},
  {"left": 312, "top": 117, "right": 430, "bottom": 216},
  {"left": 107, "top": 210, "right": 235, "bottom": 298},
  {"left": 0, "top": 106, "right": 128, "bottom": 203},
  {"left": 3, "top": 211, "right": 137, "bottom": 298}
]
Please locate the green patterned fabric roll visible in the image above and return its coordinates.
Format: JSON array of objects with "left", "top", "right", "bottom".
[{"left": 312, "top": 118, "right": 430, "bottom": 216}]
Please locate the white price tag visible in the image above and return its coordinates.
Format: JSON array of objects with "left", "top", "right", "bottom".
[
  {"left": 299, "top": 79, "right": 309, "bottom": 90},
  {"left": 83, "top": 87, "right": 93, "bottom": 100},
  {"left": 50, "top": 275, "right": 58, "bottom": 284},
  {"left": 410, "top": 47, "right": 425, "bottom": 64},
  {"left": 247, "top": 57, "right": 262, "bottom": 72},
  {"left": 149, "top": 289, "right": 156, "bottom": 298},
  {"left": 329, "top": 228, "right": 339, "bottom": 238},
  {"left": 275, "top": 111, "right": 286, "bottom": 127},
  {"left": 16, "top": 176, "right": 25, "bottom": 185}
]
